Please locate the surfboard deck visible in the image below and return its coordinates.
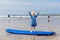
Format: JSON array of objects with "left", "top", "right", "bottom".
[{"left": 6, "top": 29, "right": 56, "bottom": 36}]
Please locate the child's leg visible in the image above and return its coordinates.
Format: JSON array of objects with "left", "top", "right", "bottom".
[
  {"left": 31, "top": 27, "right": 33, "bottom": 30},
  {"left": 30, "top": 27, "right": 33, "bottom": 32},
  {"left": 33, "top": 27, "right": 36, "bottom": 30},
  {"left": 30, "top": 27, "right": 36, "bottom": 32}
]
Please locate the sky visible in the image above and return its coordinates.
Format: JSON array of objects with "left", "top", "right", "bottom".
[{"left": 0, "top": 0, "right": 60, "bottom": 15}]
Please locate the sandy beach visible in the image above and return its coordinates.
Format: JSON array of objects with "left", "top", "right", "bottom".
[{"left": 0, "top": 16, "right": 60, "bottom": 40}]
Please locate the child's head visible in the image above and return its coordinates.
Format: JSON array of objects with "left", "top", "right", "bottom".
[{"left": 32, "top": 11, "right": 35, "bottom": 16}]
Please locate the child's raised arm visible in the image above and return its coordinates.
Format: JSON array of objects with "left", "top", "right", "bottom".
[
  {"left": 28, "top": 12, "right": 32, "bottom": 17},
  {"left": 36, "top": 13, "right": 39, "bottom": 17}
]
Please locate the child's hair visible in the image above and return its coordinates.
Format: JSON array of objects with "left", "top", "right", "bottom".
[
  {"left": 32, "top": 11, "right": 35, "bottom": 14},
  {"left": 31, "top": 11, "right": 35, "bottom": 16}
]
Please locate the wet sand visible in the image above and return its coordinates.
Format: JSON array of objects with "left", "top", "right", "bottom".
[{"left": 0, "top": 16, "right": 60, "bottom": 40}]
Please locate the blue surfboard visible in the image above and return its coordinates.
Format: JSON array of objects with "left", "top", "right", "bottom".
[{"left": 6, "top": 29, "right": 56, "bottom": 36}]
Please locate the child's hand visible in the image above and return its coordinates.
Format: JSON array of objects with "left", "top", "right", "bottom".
[
  {"left": 28, "top": 12, "right": 32, "bottom": 17},
  {"left": 28, "top": 12, "right": 30, "bottom": 14},
  {"left": 36, "top": 13, "right": 39, "bottom": 17}
]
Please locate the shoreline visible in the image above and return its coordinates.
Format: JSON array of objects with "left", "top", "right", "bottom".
[{"left": 0, "top": 16, "right": 60, "bottom": 18}]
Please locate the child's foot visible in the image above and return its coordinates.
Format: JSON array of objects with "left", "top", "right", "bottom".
[{"left": 30, "top": 30, "right": 32, "bottom": 32}]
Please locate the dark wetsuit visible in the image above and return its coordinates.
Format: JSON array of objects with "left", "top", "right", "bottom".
[
  {"left": 8, "top": 14, "right": 10, "bottom": 18},
  {"left": 29, "top": 12, "right": 39, "bottom": 27}
]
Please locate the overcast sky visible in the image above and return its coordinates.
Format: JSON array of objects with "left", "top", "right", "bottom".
[{"left": 0, "top": 0, "right": 60, "bottom": 15}]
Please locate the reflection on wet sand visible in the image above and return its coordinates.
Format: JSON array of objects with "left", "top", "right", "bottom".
[{"left": 30, "top": 36, "right": 35, "bottom": 40}]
